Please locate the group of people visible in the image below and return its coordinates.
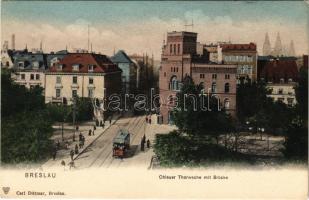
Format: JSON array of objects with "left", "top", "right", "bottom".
[
  {"left": 140, "top": 134, "right": 150, "bottom": 151},
  {"left": 145, "top": 116, "right": 152, "bottom": 124}
]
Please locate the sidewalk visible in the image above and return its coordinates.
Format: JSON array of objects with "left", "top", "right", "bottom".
[{"left": 42, "top": 114, "right": 121, "bottom": 169}]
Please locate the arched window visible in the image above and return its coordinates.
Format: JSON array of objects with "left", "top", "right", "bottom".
[
  {"left": 177, "top": 44, "right": 180, "bottom": 54},
  {"left": 211, "top": 82, "right": 216, "bottom": 93},
  {"left": 224, "top": 83, "right": 230, "bottom": 93},
  {"left": 170, "top": 76, "right": 178, "bottom": 91},
  {"left": 170, "top": 44, "right": 172, "bottom": 54},
  {"left": 173, "top": 44, "right": 176, "bottom": 54},
  {"left": 224, "top": 98, "right": 230, "bottom": 109}
]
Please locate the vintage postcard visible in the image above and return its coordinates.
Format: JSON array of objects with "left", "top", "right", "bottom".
[{"left": 0, "top": 0, "right": 308, "bottom": 199}]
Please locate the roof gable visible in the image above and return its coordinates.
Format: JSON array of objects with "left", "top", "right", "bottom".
[{"left": 111, "top": 50, "right": 133, "bottom": 64}]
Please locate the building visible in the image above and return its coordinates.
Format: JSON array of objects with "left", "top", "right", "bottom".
[
  {"left": 111, "top": 50, "right": 137, "bottom": 94},
  {"left": 221, "top": 43, "right": 257, "bottom": 81},
  {"left": 258, "top": 58, "right": 298, "bottom": 107},
  {"left": 159, "top": 31, "right": 237, "bottom": 124},
  {"left": 11, "top": 50, "right": 47, "bottom": 89},
  {"left": 46, "top": 50, "right": 68, "bottom": 68},
  {"left": 1, "top": 41, "right": 14, "bottom": 68},
  {"left": 45, "top": 53, "right": 121, "bottom": 107}
]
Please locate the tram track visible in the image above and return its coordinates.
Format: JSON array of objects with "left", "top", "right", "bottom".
[
  {"left": 103, "top": 115, "right": 145, "bottom": 168},
  {"left": 97, "top": 115, "right": 143, "bottom": 168},
  {"left": 86, "top": 116, "right": 137, "bottom": 168}
]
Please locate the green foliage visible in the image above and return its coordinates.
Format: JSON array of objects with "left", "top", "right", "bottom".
[
  {"left": 172, "top": 77, "right": 234, "bottom": 137},
  {"left": 153, "top": 131, "right": 191, "bottom": 165},
  {"left": 1, "top": 72, "right": 53, "bottom": 163},
  {"left": 295, "top": 67, "right": 308, "bottom": 122},
  {"left": 74, "top": 97, "right": 94, "bottom": 122},
  {"left": 282, "top": 124, "right": 308, "bottom": 160},
  {"left": 236, "top": 79, "right": 272, "bottom": 122}
]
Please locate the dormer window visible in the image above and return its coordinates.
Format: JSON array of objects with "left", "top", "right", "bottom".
[
  {"left": 288, "top": 78, "right": 293, "bottom": 83},
  {"left": 18, "top": 62, "right": 24, "bottom": 69},
  {"left": 73, "top": 64, "right": 79, "bottom": 71},
  {"left": 280, "top": 78, "right": 284, "bottom": 83},
  {"left": 57, "top": 64, "right": 63, "bottom": 71},
  {"left": 32, "top": 61, "right": 39, "bottom": 69},
  {"left": 88, "top": 65, "right": 94, "bottom": 72}
]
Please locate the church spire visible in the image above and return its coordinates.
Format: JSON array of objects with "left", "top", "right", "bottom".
[
  {"left": 263, "top": 32, "right": 271, "bottom": 56},
  {"left": 273, "top": 32, "right": 283, "bottom": 57},
  {"left": 288, "top": 40, "right": 295, "bottom": 57}
]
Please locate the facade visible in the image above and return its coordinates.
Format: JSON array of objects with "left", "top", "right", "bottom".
[
  {"left": 159, "top": 31, "right": 237, "bottom": 124},
  {"left": 1, "top": 41, "right": 14, "bottom": 68},
  {"left": 11, "top": 50, "right": 47, "bottom": 89},
  {"left": 258, "top": 58, "right": 298, "bottom": 106},
  {"left": 111, "top": 50, "right": 137, "bottom": 94},
  {"left": 45, "top": 53, "right": 121, "bottom": 106},
  {"left": 221, "top": 43, "right": 257, "bottom": 81}
]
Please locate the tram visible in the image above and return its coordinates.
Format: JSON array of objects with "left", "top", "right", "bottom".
[{"left": 112, "top": 129, "right": 130, "bottom": 158}]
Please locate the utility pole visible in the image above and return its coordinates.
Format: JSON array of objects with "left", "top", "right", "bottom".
[
  {"left": 72, "top": 97, "right": 76, "bottom": 142},
  {"left": 87, "top": 24, "right": 90, "bottom": 52}
]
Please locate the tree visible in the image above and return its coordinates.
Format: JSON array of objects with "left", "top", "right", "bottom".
[
  {"left": 1, "top": 72, "right": 53, "bottom": 163},
  {"left": 172, "top": 77, "right": 234, "bottom": 140}
]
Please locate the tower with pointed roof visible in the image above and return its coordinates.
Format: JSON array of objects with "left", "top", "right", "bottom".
[
  {"left": 288, "top": 40, "right": 296, "bottom": 57},
  {"left": 263, "top": 32, "right": 272, "bottom": 56},
  {"left": 273, "top": 32, "right": 283, "bottom": 56}
]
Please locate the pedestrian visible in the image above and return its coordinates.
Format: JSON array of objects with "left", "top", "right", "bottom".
[
  {"left": 79, "top": 132, "right": 83, "bottom": 141},
  {"left": 79, "top": 140, "right": 83, "bottom": 149},
  {"left": 140, "top": 139, "right": 144, "bottom": 151},
  {"left": 146, "top": 139, "right": 150, "bottom": 148},
  {"left": 65, "top": 141, "right": 69, "bottom": 150},
  {"left": 72, "top": 134, "right": 75, "bottom": 142},
  {"left": 102, "top": 123, "right": 105, "bottom": 129},
  {"left": 52, "top": 149, "right": 57, "bottom": 160},
  {"left": 61, "top": 160, "right": 66, "bottom": 170},
  {"left": 109, "top": 118, "right": 112, "bottom": 125},
  {"left": 56, "top": 140, "right": 60, "bottom": 150},
  {"left": 149, "top": 118, "right": 152, "bottom": 124},
  {"left": 70, "top": 149, "right": 74, "bottom": 160},
  {"left": 93, "top": 125, "right": 96, "bottom": 131},
  {"left": 92, "top": 129, "right": 95, "bottom": 136},
  {"left": 81, "top": 137, "right": 85, "bottom": 148},
  {"left": 142, "top": 134, "right": 146, "bottom": 144},
  {"left": 69, "top": 160, "right": 75, "bottom": 170},
  {"left": 146, "top": 116, "right": 148, "bottom": 123},
  {"left": 75, "top": 144, "right": 79, "bottom": 154},
  {"left": 76, "top": 125, "right": 79, "bottom": 131},
  {"left": 88, "top": 129, "right": 92, "bottom": 136}
]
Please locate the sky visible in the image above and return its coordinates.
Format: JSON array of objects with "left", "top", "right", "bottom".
[{"left": 1, "top": 1, "right": 309, "bottom": 59}]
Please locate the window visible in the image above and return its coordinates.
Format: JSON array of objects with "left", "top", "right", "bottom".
[
  {"left": 224, "top": 99, "right": 230, "bottom": 109},
  {"left": 170, "top": 76, "right": 179, "bottom": 91},
  {"left": 72, "top": 64, "right": 79, "bottom": 71},
  {"left": 21, "top": 74, "right": 25, "bottom": 80},
  {"left": 224, "top": 83, "right": 230, "bottom": 93},
  {"left": 72, "top": 90, "right": 77, "bottom": 98},
  {"left": 88, "top": 89, "right": 94, "bottom": 98},
  {"left": 225, "top": 74, "right": 230, "bottom": 79},
  {"left": 176, "top": 67, "right": 178, "bottom": 72},
  {"left": 164, "top": 72, "right": 166, "bottom": 77},
  {"left": 56, "top": 76, "right": 61, "bottom": 84},
  {"left": 280, "top": 78, "right": 284, "bottom": 83},
  {"left": 200, "top": 74, "right": 205, "bottom": 79},
  {"left": 88, "top": 65, "right": 94, "bottom": 72},
  {"left": 57, "top": 64, "right": 63, "bottom": 70},
  {"left": 30, "top": 74, "right": 34, "bottom": 80},
  {"left": 18, "top": 62, "right": 24, "bottom": 68},
  {"left": 212, "top": 74, "right": 217, "bottom": 79},
  {"left": 211, "top": 82, "right": 216, "bottom": 93},
  {"left": 170, "top": 44, "right": 172, "bottom": 54},
  {"left": 36, "top": 74, "right": 40, "bottom": 80},
  {"left": 278, "top": 88, "right": 283, "bottom": 94},
  {"left": 32, "top": 61, "right": 39, "bottom": 69},
  {"left": 177, "top": 44, "right": 180, "bottom": 54},
  {"left": 288, "top": 78, "right": 293, "bottom": 83},
  {"left": 73, "top": 76, "right": 78, "bottom": 84},
  {"left": 278, "top": 98, "right": 284, "bottom": 102},
  {"left": 287, "top": 98, "right": 294, "bottom": 107},
  {"left": 89, "top": 77, "right": 94, "bottom": 84},
  {"left": 173, "top": 44, "right": 176, "bottom": 54},
  {"left": 56, "top": 89, "right": 61, "bottom": 98}
]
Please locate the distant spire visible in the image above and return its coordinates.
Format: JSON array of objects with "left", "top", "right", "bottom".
[
  {"left": 25, "top": 43, "right": 28, "bottom": 50},
  {"left": 288, "top": 40, "right": 296, "bottom": 57},
  {"left": 91, "top": 43, "right": 93, "bottom": 53},
  {"left": 273, "top": 32, "right": 283, "bottom": 56},
  {"left": 263, "top": 32, "right": 271, "bottom": 56},
  {"left": 40, "top": 40, "right": 43, "bottom": 52}
]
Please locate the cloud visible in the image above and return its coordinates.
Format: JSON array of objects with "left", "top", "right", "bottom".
[{"left": 1, "top": 11, "right": 308, "bottom": 60}]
